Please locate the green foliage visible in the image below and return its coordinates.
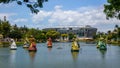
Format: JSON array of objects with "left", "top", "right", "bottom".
[
  {"left": 0, "top": 21, "right": 11, "bottom": 38},
  {"left": 61, "top": 34, "right": 68, "bottom": 37},
  {"left": 0, "top": 20, "right": 2, "bottom": 33},
  {"left": 118, "top": 28, "right": 120, "bottom": 38},
  {"left": 0, "top": 0, "right": 48, "bottom": 14},
  {"left": 26, "top": 28, "right": 37, "bottom": 37},
  {"left": 34, "top": 30, "right": 46, "bottom": 42},
  {"left": 68, "top": 33, "right": 75, "bottom": 40},
  {"left": 95, "top": 25, "right": 120, "bottom": 44},
  {"left": 0, "top": 19, "right": 62, "bottom": 42},
  {"left": 9, "top": 30, "right": 22, "bottom": 39},
  {"left": 104, "top": 0, "right": 120, "bottom": 19},
  {"left": 46, "top": 30, "right": 60, "bottom": 41},
  {"left": 19, "top": 25, "right": 29, "bottom": 38},
  {"left": 61, "top": 34, "right": 68, "bottom": 40}
]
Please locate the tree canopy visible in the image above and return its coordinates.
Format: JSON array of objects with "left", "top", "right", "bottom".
[
  {"left": 104, "top": 0, "right": 120, "bottom": 19},
  {"left": 0, "top": 0, "right": 48, "bottom": 14}
]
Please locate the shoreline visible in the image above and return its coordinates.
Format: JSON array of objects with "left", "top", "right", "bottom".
[
  {"left": 0, "top": 40, "right": 120, "bottom": 47},
  {"left": 0, "top": 42, "right": 24, "bottom": 47}
]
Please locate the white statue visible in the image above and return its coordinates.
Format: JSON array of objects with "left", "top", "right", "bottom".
[{"left": 10, "top": 39, "right": 17, "bottom": 50}]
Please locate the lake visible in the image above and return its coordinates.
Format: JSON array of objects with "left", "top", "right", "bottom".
[{"left": 0, "top": 42, "right": 120, "bottom": 68}]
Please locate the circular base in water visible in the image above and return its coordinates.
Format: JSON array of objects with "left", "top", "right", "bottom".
[
  {"left": 23, "top": 46, "right": 29, "bottom": 48},
  {"left": 29, "top": 50, "right": 37, "bottom": 52},
  {"left": 47, "top": 46, "right": 52, "bottom": 48},
  {"left": 71, "top": 49, "right": 79, "bottom": 52},
  {"left": 10, "top": 48, "right": 17, "bottom": 50}
]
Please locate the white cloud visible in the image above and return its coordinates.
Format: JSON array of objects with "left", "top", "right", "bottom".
[
  {"left": 54, "top": 5, "right": 63, "bottom": 11},
  {"left": 0, "top": 13, "right": 16, "bottom": 20},
  {"left": 31, "top": 10, "right": 52, "bottom": 23},
  {"left": 31, "top": 5, "right": 120, "bottom": 32},
  {"left": 13, "top": 18, "right": 28, "bottom": 23},
  {"left": 0, "top": 2, "right": 16, "bottom": 8}
]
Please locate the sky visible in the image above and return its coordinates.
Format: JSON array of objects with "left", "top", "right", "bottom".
[{"left": 0, "top": 0, "right": 120, "bottom": 32}]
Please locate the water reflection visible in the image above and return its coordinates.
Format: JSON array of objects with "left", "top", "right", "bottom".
[
  {"left": 23, "top": 47, "right": 29, "bottom": 51},
  {"left": 85, "top": 41, "right": 96, "bottom": 44},
  {"left": 9, "top": 50, "right": 16, "bottom": 68},
  {"left": 29, "top": 51, "right": 36, "bottom": 68},
  {"left": 1, "top": 42, "right": 120, "bottom": 68},
  {"left": 71, "top": 52, "right": 79, "bottom": 62},
  {"left": 99, "top": 49, "right": 107, "bottom": 59},
  {"left": 29, "top": 51, "right": 36, "bottom": 61},
  {"left": 48, "top": 47, "right": 52, "bottom": 51}
]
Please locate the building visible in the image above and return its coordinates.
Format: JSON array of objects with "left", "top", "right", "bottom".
[{"left": 42, "top": 25, "right": 97, "bottom": 40}]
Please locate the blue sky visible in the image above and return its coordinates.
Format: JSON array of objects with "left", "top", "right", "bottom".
[{"left": 0, "top": 0, "right": 120, "bottom": 32}]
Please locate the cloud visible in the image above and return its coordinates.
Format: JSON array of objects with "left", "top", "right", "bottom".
[
  {"left": 13, "top": 18, "right": 28, "bottom": 23},
  {"left": 0, "top": 13, "right": 16, "bottom": 20},
  {"left": 54, "top": 5, "right": 63, "bottom": 10},
  {"left": 0, "top": 2, "right": 15, "bottom": 8},
  {"left": 31, "top": 5, "right": 120, "bottom": 32},
  {"left": 31, "top": 10, "right": 52, "bottom": 23}
]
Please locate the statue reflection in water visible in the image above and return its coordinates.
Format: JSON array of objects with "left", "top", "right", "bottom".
[
  {"left": 28, "top": 51, "right": 36, "bottom": 68},
  {"left": 99, "top": 49, "right": 107, "bottom": 59},
  {"left": 48, "top": 47, "right": 52, "bottom": 52},
  {"left": 10, "top": 50, "right": 16, "bottom": 68},
  {"left": 71, "top": 51, "right": 79, "bottom": 68},
  {"left": 29, "top": 51, "right": 36, "bottom": 61},
  {"left": 71, "top": 52, "right": 79, "bottom": 62}
]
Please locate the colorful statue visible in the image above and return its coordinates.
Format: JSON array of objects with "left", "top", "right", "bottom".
[
  {"left": 97, "top": 38, "right": 107, "bottom": 50},
  {"left": 28, "top": 37, "right": 37, "bottom": 52},
  {"left": 71, "top": 38, "right": 80, "bottom": 52},
  {"left": 47, "top": 37, "right": 52, "bottom": 48},
  {"left": 10, "top": 39, "right": 17, "bottom": 50}
]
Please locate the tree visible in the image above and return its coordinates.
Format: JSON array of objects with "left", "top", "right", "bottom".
[
  {"left": 115, "top": 24, "right": 119, "bottom": 29},
  {"left": 19, "top": 25, "right": 29, "bottom": 39},
  {"left": 0, "top": 20, "right": 2, "bottom": 34},
  {"left": 38, "top": 33, "right": 46, "bottom": 42},
  {"left": 107, "top": 30, "right": 112, "bottom": 41},
  {"left": 61, "top": 34, "right": 68, "bottom": 40},
  {"left": 0, "top": 0, "right": 48, "bottom": 14},
  {"left": 68, "top": 33, "right": 75, "bottom": 40},
  {"left": 114, "top": 25, "right": 119, "bottom": 41},
  {"left": 104, "top": 0, "right": 120, "bottom": 19},
  {"left": 9, "top": 30, "right": 23, "bottom": 41},
  {"left": 26, "top": 28, "right": 38, "bottom": 38},
  {"left": 34, "top": 30, "right": 46, "bottom": 42},
  {"left": 46, "top": 30, "right": 60, "bottom": 41},
  {"left": 118, "top": 28, "right": 120, "bottom": 39},
  {"left": 1, "top": 21, "right": 11, "bottom": 38}
]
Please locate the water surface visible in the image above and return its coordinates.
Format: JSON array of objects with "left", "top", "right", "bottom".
[{"left": 0, "top": 42, "right": 120, "bottom": 68}]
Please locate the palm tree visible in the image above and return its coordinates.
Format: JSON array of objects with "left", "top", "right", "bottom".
[
  {"left": 115, "top": 24, "right": 119, "bottom": 29},
  {"left": 61, "top": 34, "right": 68, "bottom": 41},
  {"left": 114, "top": 25, "right": 119, "bottom": 43},
  {"left": 107, "top": 30, "right": 112, "bottom": 41}
]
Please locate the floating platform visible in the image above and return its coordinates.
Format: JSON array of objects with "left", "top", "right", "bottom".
[
  {"left": 47, "top": 46, "right": 52, "bottom": 48},
  {"left": 71, "top": 49, "right": 79, "bottom": 52},
  {"left": 28, "top": 47, "right": 37, "bottom": 52},
  {"left": 10, "top": 47, "right": 17, "bottom": 50}
]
